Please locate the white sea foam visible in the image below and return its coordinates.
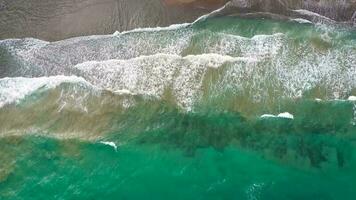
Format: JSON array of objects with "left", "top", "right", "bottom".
[
  {"left": 291, "top": 18, "right": 313, "bottom": 24},
  {"left": 1, "top": 30, "right": 193, "bottom": 78},
  {"left": 114, "top": 89, "right": 135, "bottom": 95},
  {"left": 119, "top": 23, "right": 191, "bottom": 35},
  {"left": 260, "top": 114, "right": 277, "bottom": 118},
  {"left": 206, "top": 32, "right": 285, "bottom": 60},
  {"left": 0, "top": 76, "right": 89, "bottom": 108},
  {"left": 113, "top": 2, "right": 230, "bottom": 36},
  {"left": 192, "top": 2, "right": 230, "bottom": 23},
  {"left": 100, "top": 141, "right": 118, "bottom": 151},
  {"left": 246, "top": 182, "right": 266, "bottom": 200},
  {"left": 293, "top": 9, "right": 334, "bottom": 22},
  {"left": 112, "top": 31, "right": 120, "bottom": 36},
  {"left": 74, "top": 53, "right": 251, "bottom": 110},
  {"left": 71, "top": 40, "right": 356, "bottom": 110},
  {"left": 57, "top": 102, "right": 67, "bottom": 113},
  {"left": 277, "top": 112, "right": 294, "bottom": 119},
  {"left": 260, "top": 112, "right": 294, "bottom": 119},
  {"left": 1, "top": 14, "right": 355, "bottom": 110},
  {"left": 348, "top": 96, "right": 356, "bottom": 101}
]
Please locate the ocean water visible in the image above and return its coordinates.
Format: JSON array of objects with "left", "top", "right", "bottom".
[{"left": 0, "top": 16, "right": 356, "bottom": 199}]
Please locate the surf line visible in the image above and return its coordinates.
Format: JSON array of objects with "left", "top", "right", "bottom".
[
  {"left": 113, "top": 2, "right": 231, "bottom": 36},
  {"left": 100, "top": 141, "right": 118, "bottom": 151}
]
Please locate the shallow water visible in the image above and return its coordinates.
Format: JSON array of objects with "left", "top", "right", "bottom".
[{"left": 0, "top": 16, "right": 356, "bottom": 199}]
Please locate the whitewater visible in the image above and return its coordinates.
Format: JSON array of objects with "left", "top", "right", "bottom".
[{"left": 0, "top": 5, "right": 356, "bottom": 200}]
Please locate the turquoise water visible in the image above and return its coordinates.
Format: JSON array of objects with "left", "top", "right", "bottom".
[
  {"left": 0, "top": 137, "right": 355, "bottom": 200},
  {"left": 0, "top": 16, "right": 356, "bottom": 199}
]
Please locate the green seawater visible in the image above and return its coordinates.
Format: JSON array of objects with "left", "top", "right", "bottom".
[
  {"left": 0, "top": 136, "right": 355, "bottom": 200},
  {"left": 1, "top": 99, "right": 356, "bottom": 199},
  {"left": 1, "top": 16, "right": 356, "bottom": 199}
]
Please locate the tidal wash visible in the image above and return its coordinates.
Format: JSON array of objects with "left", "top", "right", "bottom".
[{"left": 0, "top": 16, "right": 356, "bottom": 200}]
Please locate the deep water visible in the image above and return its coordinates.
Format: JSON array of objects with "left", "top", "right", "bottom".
[
  {"left": 1, "top": 15, "right": 356, "bottom": 200},
  {"left": 1, "top": 133, "right": 356, "bottom": 200}
]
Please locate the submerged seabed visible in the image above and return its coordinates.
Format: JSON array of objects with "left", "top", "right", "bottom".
[{"left": 0, "top": 16, "right": 356, "bottom": 199}]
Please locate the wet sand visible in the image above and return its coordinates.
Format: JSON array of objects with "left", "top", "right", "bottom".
[
  {"left": 0, "top": 0, "right": 354, "bottom": 41},
  {"left": 0, "top": 0, "right": 226, "bottom": 41}
]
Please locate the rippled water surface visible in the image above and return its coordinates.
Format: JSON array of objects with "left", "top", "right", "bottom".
[{"left": 0, "top": 16, "right": 356, "bottom": 199}]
